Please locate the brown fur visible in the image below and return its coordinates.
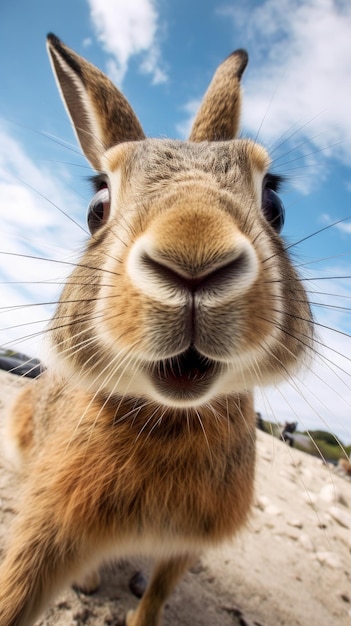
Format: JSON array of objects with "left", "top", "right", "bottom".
[
  {"left": 1, "top": 378, "right": 255, "bottom": 625},
  {"left": 47, "top": 34, "right": 145, "bottom": 169},
  {"left": 6, "top": 386, "right": 34, "bottom": 462},
  {"left": 0, "top": 34, "right": 313, "bottom": 626},
  {"left": 189, "top": 50, "right": 248, "bottom": 141}
]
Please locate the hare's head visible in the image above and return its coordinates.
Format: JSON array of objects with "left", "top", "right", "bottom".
[{"left": 47, "top": 34, "right": 313, "bottom": 408}]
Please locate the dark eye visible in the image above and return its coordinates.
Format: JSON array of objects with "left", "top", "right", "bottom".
[
  {"left": 87, "top": 183, "right": 110, "bottom": 234},
  {"left": 262, "top": 178, "right": 285, "bottom": 233}
]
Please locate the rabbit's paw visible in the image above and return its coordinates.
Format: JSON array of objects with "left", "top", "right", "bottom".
[
  {"left": 124, "top": 609, "right": 161, "bottom": 626},
  {"left": 129, "top": 570, "right": 147, "bottom": 598},
  {"left": 73, "top": 569, "right": 101, "bottom": 595},
  {"left": 124, "top": 610, "right": 136, "bottom": 626}
]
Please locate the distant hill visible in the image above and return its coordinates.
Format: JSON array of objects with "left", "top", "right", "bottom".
[{"left": 257, "top": 416, "right": 351, "bottom": 464}]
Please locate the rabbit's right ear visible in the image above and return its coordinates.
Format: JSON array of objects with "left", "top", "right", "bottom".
[
  {"left": 46, "top": 33, "right": 145, "bottom": 171},
  {"left": 189, "top": 50, "right": 248, "bottom": 142}
]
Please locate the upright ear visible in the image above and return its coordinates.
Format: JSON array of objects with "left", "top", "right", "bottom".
[
  {"left": 46, "top": 33, "right": 145, "bottom": 171},
  {"left": 189, "top": 50, "right": 248, "bottom": 142}
]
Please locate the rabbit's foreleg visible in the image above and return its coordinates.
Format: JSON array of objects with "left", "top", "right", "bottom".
[
  {"left": 125, "top": 553, "right": 197, "bottom": 626},
  {"left": 0, "top": 510, "right": 86, "bottom": 626}
]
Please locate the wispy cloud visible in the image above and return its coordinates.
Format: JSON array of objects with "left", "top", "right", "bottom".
[
  {"left": 258, "top": 263, "right": 351, "bottom": 442},
  {"left": 321, "top": 213, "right": 351, "bottom": 234},
  {"left": 175, "top": 99, "right": 200, "bottom": 139},
  {"left": 87, "top": 0, "right": 167, "bottom": 85},
  {"left": 221, "top": 0, "right": 351, "bottom": 168},
  {"left": 0, "top": 125, "right": 86, "bottom": 357},
  {"left": 178, "top": 0, "right": 351, "bottom": 194}
]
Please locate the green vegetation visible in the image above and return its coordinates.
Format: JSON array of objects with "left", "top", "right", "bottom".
[
  {"left": 257, "top": 417, "right": 351, "bottom": 463},
  {"left": 299, "top": 430, "right": 351, "bottom": 463},
  {"left": 304, "top": 430, "right": 343, "bottom": 447}
]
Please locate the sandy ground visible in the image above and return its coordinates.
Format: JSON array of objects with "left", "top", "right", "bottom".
[{"left": 0, "top": 369, "right": 350, "bottom": 626}]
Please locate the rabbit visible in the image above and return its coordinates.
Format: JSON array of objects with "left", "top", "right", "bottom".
[{"left": 0, "top": 33, "right": 313, "bottom": 626}]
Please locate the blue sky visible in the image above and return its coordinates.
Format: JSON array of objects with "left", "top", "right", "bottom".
[{"left": 1, "top": 0, "right": 351, "bottom": 441}]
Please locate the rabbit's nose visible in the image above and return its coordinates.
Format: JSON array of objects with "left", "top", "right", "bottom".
[{"left": 127, "top": 229, "right": 258, "bottom": 306}]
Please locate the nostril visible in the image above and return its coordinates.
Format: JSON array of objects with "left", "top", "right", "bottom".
[
  {"left": 196, "top": 252, "right": 253, "bottom": 294},
  {"left": 140, "top": 253, "right": 190, "bottom": 291},
  {"left": 127, "top": 233, "right": 258, "bottom": 302},
  {"left": 141, "top": 247, "right": 257, "bottom": 298},
  {"left": 140, "top": 253, "right": 211, "bottom": 292}
]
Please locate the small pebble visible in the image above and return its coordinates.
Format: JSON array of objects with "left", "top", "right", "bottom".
[
  {"left": 265, "top": 504, "right": 282, "bottom": 516},
  {"left": 319, "top": 484, "right": 347, "bottom": 506},
  {"left": 298, "top": 534, "right": 314, "bottom": 552},
  {"left": 315, "top": 551, "right": 342, "bottom": 569},
  {"left": 329, "top": 506, "right": 351, "bottom": 529},
  {"left": 287, "top": 519, "right": 303, "bottom": 529}
]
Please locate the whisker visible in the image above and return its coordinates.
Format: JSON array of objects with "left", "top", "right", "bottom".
[
  {"left": 10, "top": 176, "right": 88, "bottom": 235},
  {"left": 0, "top": 250, "right": 122, "bottom": 277},
  {"left": 193, "top": 407, "right": 212, "bottom": 460},
  {"left": 294, "top": 251, "right": 351, "bottom": 268},
  {"left": 273, "top": 137, "right": 351, "bottom": 170},
  {"left": 268, "top": 112, "right": 325, "bottom": 157}
]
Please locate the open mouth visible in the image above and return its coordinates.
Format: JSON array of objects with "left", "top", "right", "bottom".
[{"left": 149, "top": 346, "right": 219, "bottom": 400}]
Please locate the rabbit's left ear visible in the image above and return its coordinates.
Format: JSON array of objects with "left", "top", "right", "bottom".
[
  {"left": 46, "top": 33, "right": 145, "bottom": 171},
  {"left": 189, "top": 50, "right": 248, "bottom": 142}
]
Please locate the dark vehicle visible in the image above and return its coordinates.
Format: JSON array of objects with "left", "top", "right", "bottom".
[{"left": 0, "top": 350, "right": 45, "bottom": 379}]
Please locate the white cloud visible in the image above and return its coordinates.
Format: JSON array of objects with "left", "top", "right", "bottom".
[
  {"left": 321, "top": 213, "right": 351, "bottom": 234},
  {"left": 334, "top": 222, "right": 351, "bottom": 235},
  {"left": 87, "top": 0, "right": 167, "bottom": 84},
  {"left": 257, "top": 263, "right": 351, "bottom": 443},
  {"left": 0, "top": 126, "right": 86, "bottom": 358},
  {"left": 259, "top": 323, "right": 351, "bottom": 444},
  {"left": 179, "top": 0, "right": 351, "bottom": 194},
  {"left": 83, "top": 37, "right": 93, "bottom": 48},
  {"left": 175, "top": 99, "right": 200, "bottom": 139},
  {"left": 223, "top": 0, "right": 351, "bottom": 164}
]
